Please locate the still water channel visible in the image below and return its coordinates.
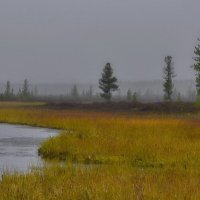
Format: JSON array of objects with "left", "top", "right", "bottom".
[{"left": 0, "top": 124, "right": 57, "bottom": 174}]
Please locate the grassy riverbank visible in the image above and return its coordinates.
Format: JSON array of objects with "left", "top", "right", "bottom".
[{"left": 0, "top": 102, "right": 200, "bottom": 199}]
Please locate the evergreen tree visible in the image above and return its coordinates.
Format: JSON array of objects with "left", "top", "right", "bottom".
[
  {"left": 88, "top": 85, "right": 93, "bottom": 98},
  {"left": 99, "top": 63, "right": 119, "bottom": 102},
  {"left": 163, "top": 56, "right": 176, "bottom": 101},
  {"left": 17, "top": 88, "right": 22, "bottom": 97},
  {"left": 11, "top": 88, "right": 14, "bottom": 97},
  {"left": 192, "top": 38, "right": 200, "bottom": 97},
  {"left": 117, "top": 88, "right": 122, "bottom": 100},
  {"left": 132, "top": 92, "right": 138, "bottom": 103},
  {"left": 127, "top": 89, "right": 132, "bottom": 102},
  {"left": 21, "top": 79, "right": 30, "bottom": 98},
  {"left": 71, "top": 84, "right": 79, "bottom": 98},
  {"left": 34, "top": 86, "right": 38, "bottom": 97},
  {"left": 4, "top": 80, "right": 11, "bottom": 98},
  {"left": 177, "top": 92, "right": 182, "bottom": 102}
]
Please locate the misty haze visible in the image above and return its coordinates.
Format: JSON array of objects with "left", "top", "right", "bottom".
[
  {"left": 0, "top": 0, "right": 199, "bottom": 83},
  {"left": 1, "top": 1, "right": 200, "bottom": 199},
  {"left": 0, "top": 0, "right": 200, "bottom": 101}
]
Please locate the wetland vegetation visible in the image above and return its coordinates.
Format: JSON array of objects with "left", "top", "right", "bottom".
[{"left": 0, "top": 102, "right": 200, "bottom": 199}]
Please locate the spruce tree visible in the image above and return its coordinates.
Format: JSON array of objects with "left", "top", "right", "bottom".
[
  {"left": 192, "top": 38, "right": 200, "bottom": 97},
  {"left": 163, "top": 56, "right": 176, "bottom": 101},
  {"left": 71, "top": 84, "right": 79, "bottom": 98},
  {"left": 99, "top": 63, "right": 119, "bottom": 102},
  {"left": 127, "top": 89, "right": 132, "bottom": 102},
  {"left": 4, "top": 80, "right": 11, "bottom": 98},
  {"left": 132, "top": 92, "right": 137, "bottom": 103},
  {"left": 22, "top": 79, "right": 30, "bottom": 98}
]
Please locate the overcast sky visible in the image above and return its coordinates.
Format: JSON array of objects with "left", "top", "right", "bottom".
[{"left": 0, "top": 0, "right": 200, "bottom": 83}]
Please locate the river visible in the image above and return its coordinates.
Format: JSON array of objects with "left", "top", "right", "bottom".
[{"left": 0, "top": 124, "right": 57, "bottom": 174}]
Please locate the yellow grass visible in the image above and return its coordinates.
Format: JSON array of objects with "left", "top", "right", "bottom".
[
  {"left": 0, "top": 102, "right": 200, "bottom": 199},
  {"left": 1, "top": 164, "right": 200, "bottom": 200}
]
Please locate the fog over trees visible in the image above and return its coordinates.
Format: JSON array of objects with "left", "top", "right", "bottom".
[
  {"left": 1, "top": 1, "right": 200, "bottom": 102},
  {"left": 0, "top": 65, "right": 196, "bottom": 102}
]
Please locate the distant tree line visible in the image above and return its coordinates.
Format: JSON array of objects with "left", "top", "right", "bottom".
[
  {"left": 65, "top": 84, "right": 95, "bottom": 101},
  {"left": 1, "top": 37, "right": 200, "bottom": 103},
  {"left": 97, "top": 37, "right": 200, "bottom": 102},
  {"left": 0, "top": 79, "right": 38, "bottom": 101}
]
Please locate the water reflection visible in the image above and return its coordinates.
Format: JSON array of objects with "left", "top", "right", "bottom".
[{"left": 0, "top": 124, "right": 57, "bottom": 173}]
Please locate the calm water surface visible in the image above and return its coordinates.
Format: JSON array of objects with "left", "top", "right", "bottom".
[{"left": 0, "top": 124, "right": 57, "bottom": 173}]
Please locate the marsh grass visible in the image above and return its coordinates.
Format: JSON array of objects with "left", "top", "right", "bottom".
[
  {"left": 0, "top": 102, "right": 200, "bottom": 199},
  {"left": 1, "top": 164, "right": 200, "bottom": 199}
]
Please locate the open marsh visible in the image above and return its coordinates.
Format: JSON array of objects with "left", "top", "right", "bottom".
[{"left": 0, "top": 102, "right": 200, "bottom": 199}]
